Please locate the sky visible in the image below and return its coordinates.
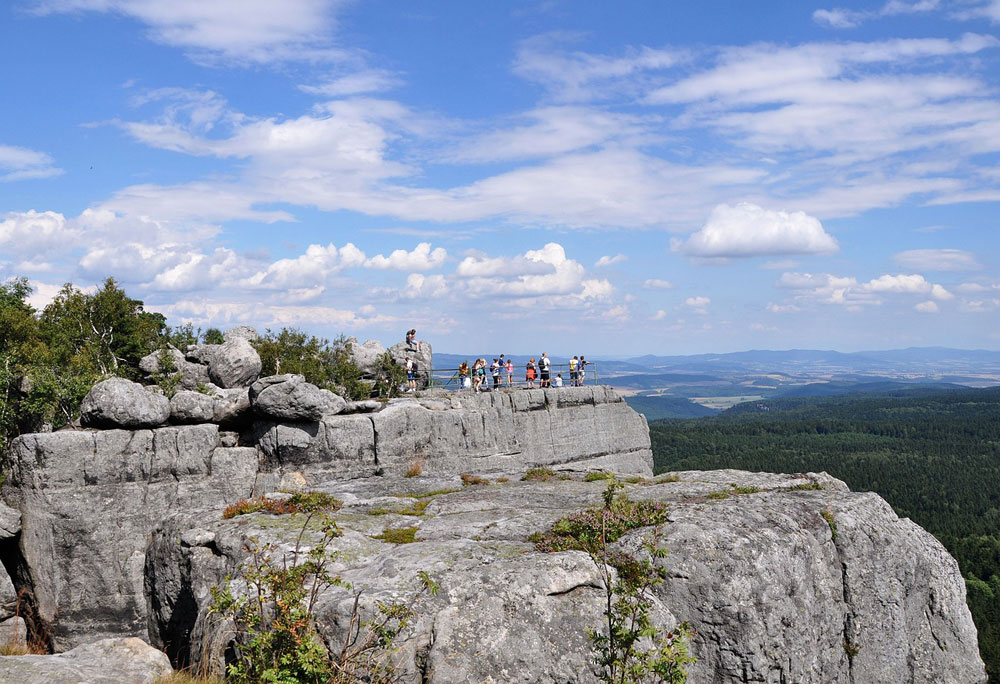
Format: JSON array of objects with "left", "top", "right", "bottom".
[{"left": 1, "top": 0, "right": 999, "bottom": 356}]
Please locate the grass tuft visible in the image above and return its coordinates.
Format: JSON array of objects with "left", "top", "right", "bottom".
[
  {"left": 461, "top": 472, "right": 489, "bottom": 487},
  {"left": 222, "top": 491, "right": 342, "bottom": 519},
  {"left": 584, "top": 471, "right": 616, "bottom": 482},
  {"left": 405, "top": 459, "right": 424, "bottom": 478},
  {"left": 372, "top": 526, "right": 419, "bottom": 544}
]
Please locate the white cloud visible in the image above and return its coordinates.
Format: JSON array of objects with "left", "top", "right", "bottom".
[
  {"left": 364, "top": 243, "right": 447, "bottom": 271},
  {"left": 513, "top": 33, "right": 682, "bottom": 102},
  {"left": 685, "top": 296, "right": 711, "bottom": 313},
  {"left": 893, "top": 248, "right": 982, "bottom": 271},
  {"left": 0, "top": 144, "right": 62, "bottom": 181},
  {"left": 951, "top": 0, "right": 1000, "bottom": 22},
  {"left": 595, "top": 254, "right": 627, "bottom": 267},
  {"left": 244, "top": 242, "right": 366, "bottom": 289},
  {"left": 915, "top": 300, "right": 940, "bottom": 313},
  {"left": 300, "top": 69, "right": 401, "bottom": 97},
  {"left": 0, "top": 210, "right": 75, "bottom": 255},
  {"left": 677, "top": 203, "right": 838, "bottom": 258},
  {"left": 33, "top": 0, "right": 347, "bottom": 64},
  {"left": 864, "top": 273, "right": 953, "bottom": 300},
  {"left": 642, "top": 278, "right": 674, "bottom": 290},
  {"left": 447, "top": 107, "right": 655, "bottom": 163},
  {"left": 652, "top": 309, "right": 668, "bottom": 320},
  {"left": 402, "top": 273, "right": 448, "bottom": 299},
  {"left": 813, "top": 0, "right": 941, "bottom": 29},
  {"left": 775, "top": 271, "right": 954, "bottom": 308}
]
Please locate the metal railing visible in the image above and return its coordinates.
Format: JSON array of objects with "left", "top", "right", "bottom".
[{"left": 410, "top": 362, "right": 599, "bottom": 391}]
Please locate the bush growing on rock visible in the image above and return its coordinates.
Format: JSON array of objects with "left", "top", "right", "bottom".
[{"left": 253, "top": 329, "right": 370, "bottom": 400}]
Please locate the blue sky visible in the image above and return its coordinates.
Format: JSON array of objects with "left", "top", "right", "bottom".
[{"left": 1, "top": 0, "right": 998, "bottom": 356}]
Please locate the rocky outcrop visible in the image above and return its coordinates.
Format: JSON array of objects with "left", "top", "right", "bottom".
[
  {"left": 79, "top": 378, "right": 170, "bottom": 429},
  {"left": 138, "top": 346, "right": 211, "bottom": 391},
  {"left": 389, "top": 340, "right": 432, "bottom": 389},
  {"left": 3, "top": 383, "right": 650, "bottom": 649},
  {"left": 145, "top": 470, "right": 986, "bottom": 683},
  {"left": 5, "top": 425, "right": 258, "bottom": 649},
  {"left": 139, "top": 330, "right": 262, "bottom": 392},
  {"left": 0, "top": 637, "right": 172, "bottom": 683},
  {"left": 344, "top": 337, "right": 386, "bottom": 374}
]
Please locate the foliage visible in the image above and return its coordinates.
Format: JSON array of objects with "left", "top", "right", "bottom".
[
  {"left": 820, "top": 510, "right": 838, "bottom": 541},
  {"left": 531, "top": 482, "right": 668, "bottom": 555},
  {"left": 372, "top": 352, "right": 405, "bottom": 399},
  {"left": 585, "top": 471, "right": 616, "bottom": 482},
  {"left": 202, "top": 328, "right": 225, "bottom": 345},
  {"left": 211, "top": 504, "right": 436, "bottom": 683},
  {"left": 534, "top": 482, "right": 694, "bottom": 682},
  {"left": 460, "top": 472, "right": 489, "bottom": 487},
  {"left": 166, "top": 323, "right": 200, "bottom": 351},
  {"left": 153, "top": 349, "right": 183, "bottom": 398},
  {"left": 253, "top": 329, "right": 370, "bottom": 401},
  {"left": 223, "top": 492, "right": 343, "bottom": 519},
  {"left": 153, "top": 672, "right": 225, "bottom": 684},
  {"left": 522, "top": 466, "right": 570, "bottom": 482},
  {"left": 648, "top": 387, "right": 1000, "bottom": 677},
  {"left": 405, "top": 460, "right": 423, "bottom": 478},
  {"left": 372, "top": 526, "right": 418, "bottom": 544}
]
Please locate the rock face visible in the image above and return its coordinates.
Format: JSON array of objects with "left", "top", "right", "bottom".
[
  {"left": 145, "top": 470, "right": 986, "bottom": 683},
  {"left": 79, "top": 378, "right": 170, "bottom": 429},
  {"left": 138, "top": 346, "right": 211, "bottom": 391},
  {"left": 345, "top": 337, "right": 386, "bottom": 375},
  {"left": 6, "top": 425, "right": 258, "bottom": 649},
  {"left": 0, "top": 637, "right": 172, "bottom": 684},
  {"left": 3, "top": 384, "right": 649, "bottom": 650}
]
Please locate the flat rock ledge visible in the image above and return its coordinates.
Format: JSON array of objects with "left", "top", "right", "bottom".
[
  {"left": 0, "top": 637, "right": 171, "bottom": 684},
  {"left": 145, "top": 469, "right": 986, "bottom": 684}
]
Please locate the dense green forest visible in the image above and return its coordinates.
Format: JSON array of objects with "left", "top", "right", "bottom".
[{"left": 649, "top": 388, "right": 1000, "bottom": 679}]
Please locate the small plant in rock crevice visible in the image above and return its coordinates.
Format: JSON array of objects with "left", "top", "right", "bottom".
[
  {"left": 533, "top": 482, "right": 695, "bottom": 682},
  {"left": 222, "top": 491, "right": 342, "bottom": 520},
  {"left": 821, "top": 509, "right": 838, "bottom": 541},
  {"left": 460, "top": 472, "right": 489, "bottom": 487},
  {"left": 209, "top": 502, "right": 437, "bottom": 683}
]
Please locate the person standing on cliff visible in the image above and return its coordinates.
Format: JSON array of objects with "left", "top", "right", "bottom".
[
  {"left": 405, "top": 356, "right": 416, "bottom": 393},
  {"left": 526, "top": 358, "right": 536, "bottom": 388},
  {"left": 539, "top": 353, "right": 551, "bottom": 387}
]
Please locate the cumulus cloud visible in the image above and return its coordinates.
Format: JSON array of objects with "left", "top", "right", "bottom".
[
  {"left": 652, "top": 309, "right": 668, "bottom": 320},
  {"left": 0, "top": 144, "right": 62, "bottom": 181},
  {"left": 775, "top": 271, "right": 954, "bottom": 309},
  {"left": 364, "top": 243, "right": 447, "bottom": 271},
  {"left": 893, "top": 248, "right": 982, "bottom": 271},
  {"left": 595, "top": 254, "right": 627, "bottom": 267},
  {"left": 685, "top": 296, "right": 711, "bottom": 313},
  {"left": 243, "top": 243, "right": 366, "bottom": 289},
  {"left": 915, "top": 300, "right": 940, "bottom": 313},
  {"left": 0, "top": 210, "right": 78, "bottom": 255},
  {"left": 642, "top": 278, "right": 674, "bottom": 290},
  {"left": 677, "top": 203, "right": 838, "bottom": 258}
]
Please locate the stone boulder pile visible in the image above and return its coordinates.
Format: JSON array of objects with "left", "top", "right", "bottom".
[{"left": 343, "top": 336, "right": 433, "bottom": 389}]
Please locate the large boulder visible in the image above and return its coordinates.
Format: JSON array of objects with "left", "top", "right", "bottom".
[
  {"left": 344, "top": 337, "right": 387, "bottom": 375},
  {"left": 208, "top": 337, "right": 261, "bottom": 389},
  {"left": 169, "top": 391, "right": 215, "bottom": 424},
  {"left": 250, "top": 375, "right": 343, "bottom": 422},
  {"left": 79, "top": 378, "right": 170, "bottom": 429},
  {"left": 211, "top": 387, "right": 251, "bottom": 425},
  {"left": 0, "top": 637, "right": 172, "bottom": 684},
  {"left": 223, "top": 325, "right": 259, "bottom": 342},
  {"left": 146, "top": 470, "right": 986, "bottom": 683},
  {"left": 388, "top": 340, "right": 432, "bottom": 389}
]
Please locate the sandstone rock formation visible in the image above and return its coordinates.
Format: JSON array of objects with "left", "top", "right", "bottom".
[
  {"left": 144, "top": 469, "right": 986, "bottom": 683},
  {"left": 3, "top": 384, "right": 650, "bottom": 650},
  {"left": 0, "top": 351, "right": 987, "bottom": 681},
  {"left": 0, "top": 637, "right": 172, "bottom": 683},
  {"left": 344, "top": 337, "right": 387, "bottom": 374},
  {"left": 389, "top": 339, "right": 432, "bottom": 388},
  {"left": 79, "top": 378, "right": 170, "bottom": 429}
]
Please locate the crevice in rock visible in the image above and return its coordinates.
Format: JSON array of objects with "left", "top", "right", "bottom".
[
  {"left": 0, "top": 532, "right": 52, "bottom": 653},
  {"left": 546, "top": 582, "right": 602, "bottom": 597}
]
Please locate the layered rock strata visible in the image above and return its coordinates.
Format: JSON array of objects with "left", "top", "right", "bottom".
[
  {"left": 4, "top": 384, "right": 651, "bottom": 649},
  {"left": 145, "top": 469, "right": 986, "bottom": 684}
]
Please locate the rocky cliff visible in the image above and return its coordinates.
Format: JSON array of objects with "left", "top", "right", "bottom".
[
  {"left": 0, "top": 336, "right": 987, "bottom": 682},
  {"left": 2, "top": 379, "right": 651, "bottom": 650},
  {"left": 143, "top": 469, "right": 985, "bottom": 684}
]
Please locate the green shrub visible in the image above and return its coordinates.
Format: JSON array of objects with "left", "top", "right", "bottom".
[
  {"left": 584, "top": 471, "right": 615, "bottom": 482},
  {"left": 821, "top": 509, "right": 838, "bottom": 540},
  {"left": 522, "top": 466, "right": 557, "bottom": 481}
]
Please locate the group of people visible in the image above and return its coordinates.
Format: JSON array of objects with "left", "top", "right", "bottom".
[{"left": 457, "top": 353, "right": 589, "bottom": 392}]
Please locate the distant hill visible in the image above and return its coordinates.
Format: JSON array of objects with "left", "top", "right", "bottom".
[
  {"left": 623, "top": 347, "right": 1000, "bottom": 374},
  {"left": 772, "top": 381, "right": 971, "bottom": 399},
  {"left": 624, "top": 395, "right": 719, "bottom": 420}
]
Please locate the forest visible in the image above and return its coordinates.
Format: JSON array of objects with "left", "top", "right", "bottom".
[{"left": 649, "top": 387, "right": 1000, "bottom": 679}]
